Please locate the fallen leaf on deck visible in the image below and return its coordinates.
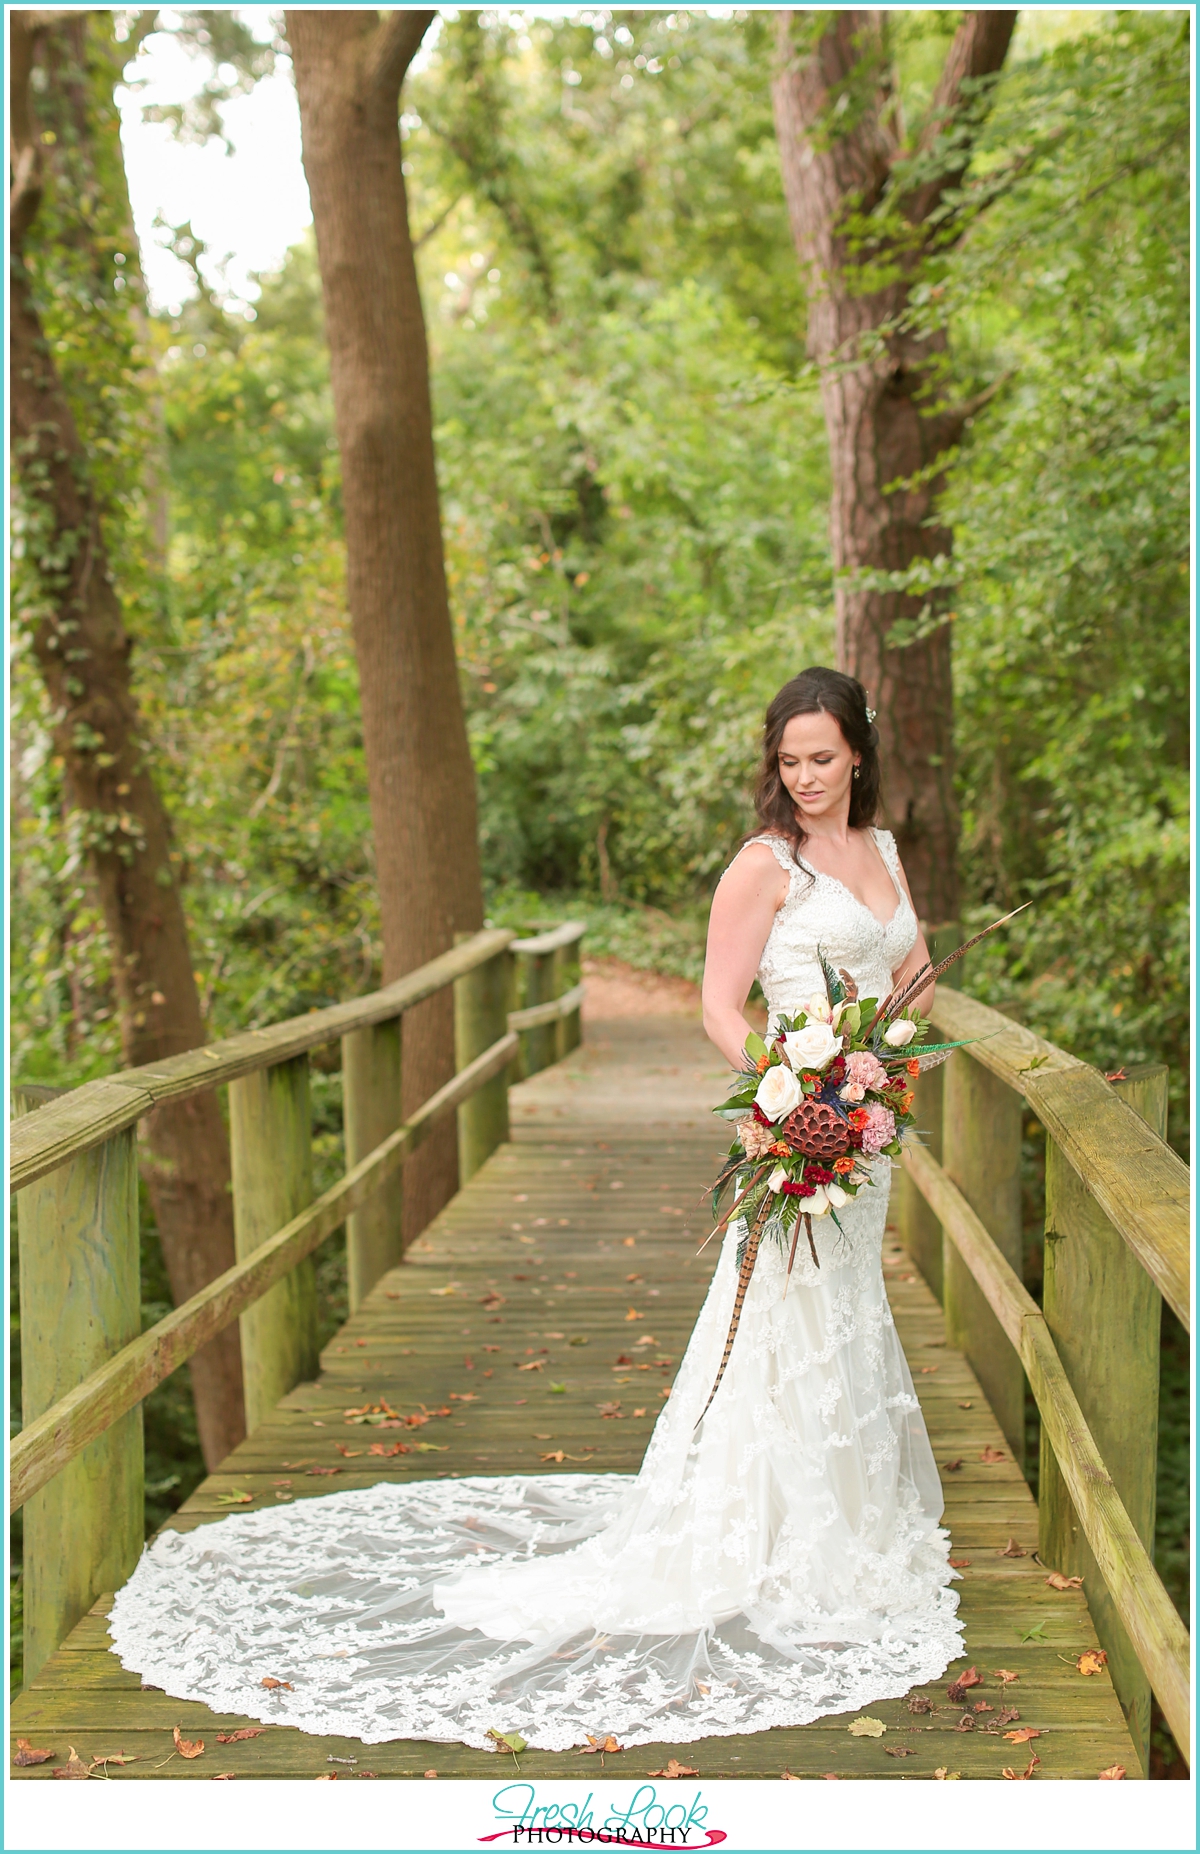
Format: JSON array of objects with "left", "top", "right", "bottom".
[
  {"left": 1045, "top": 1573, "right": 1083, "bottom": 1591},
  {"left": 1002, "top": 1751, "right": 1041, "bottom": 1781},
  {"left": 315, "top": 1772, "right": 337, "bottom": 1779},
  {"left": 780, "top": 1770, "right": 801, "bottom": 1780},
  {"left": 540, "top": 1451, "right": 566, "bottom": 1463},
  {"left": 906, "top": 1696, "right": 932, "bottom": 1715},
  {"left": 847, "top": 1717, "right": 886, "bottom": 1737},
  {"left": 261, "top": 1677, "right": 294, "bottom": 1691},
  {"left": 597, "top": 1401, "right": 623, "bottom": 1419},
  {"left": 307, "top": 1467, "right": 340, "bottom": 1476},
  {"left": 424, "top": 1769, "right": 438, "bottom": 1778},
  {"left": 942, "top": 1458, "right": 963, "bottom": 1472},
  {"left": 216, "top": 1729, "right": 265, "bottom": 1743},
  {"left": 822, "top": 1772, "right": 840, "bottom": 1780},
  {"left": 919, "top": 1365, "right": 938, "bottom": 1374},
  {"left": 368, "top": 1442, "right": 412, "bottom": 1457},
  {"left": 13, "top": 1739, "right": 54, "bottom": 1767},
  {"left": 994, "top": 1669, "right": 1020, "bottom": 1685},
  {"left": 517, "top": 1360, "right": 545, "bottom": 1372},
  {"left": 980, "top": 1445, "right": 1006, "bottom": 1463},
  {"left": 173, "top": 1727, "right": 205, "bottom": 1760},
  {"left": 579, "top": 1735, "right": 624, "bottom": 1755},
  {"left": 53, "top": 1748, "right": 92, "bottom": 1780},
  {"left": 1077, "top": 1650, "right": 1108, "bottom": 1676},
  {"left": 487, "top": 1730, "right": 528, "bottom": 1755},
  {"left": 414, "top": 1443, "right": 449, "bottom": 1453},
  {"left": 949, "top": 1558, "right": 971, "bottom": 1569},
  {"left": 1020, "top": 1622, "right": 1048, "bottom": 1643},
  {"left": 958, "top": 1400, "right": 973, "bottom": 1409},
  {"left": 633, "top": 1408, "right": 647, "bottom": 1418},
  {"left": 1099, "top": 1764, "right": 1126, "bottom": 1780},
  {"left": 335, "top": 1446, "right": 362, "bottom": 1458},
  {"left": 624, "top": 1308, "right": 644, "bottom": 1322},
  {"left": 212, "top": 1772, "right": 236, "bottom": 1780},
  {"left": 1005, "top": 1726, "right": 1042, "bottom": 1747},
  {"left": 953, "top": 1716, "right": 975, "bottom": 1733},
  {"left": 946, "top": 1667, "right": 981, "bottom": 1702},
  {"left": 647, "top": 1759, "right": 699, "bottom": 1778},
  {"left": 996, "top": 1708, "right": 1020, "bottom": 1727},
  {"left": 214, "top": 1491, "right": 253, "bottom": 1506},
  {"left": 550, "top": 1382, "right": 566, "bottom": 1393},
  {"left": 885, "top": 1746, "right": 917, "bottom": 1758},
  {"left": 999, "top": 1539, "right": 1027, "bottom": 1558},
  {"left": 933, "top": 1767, "right": 959, "bottom": 1780}
]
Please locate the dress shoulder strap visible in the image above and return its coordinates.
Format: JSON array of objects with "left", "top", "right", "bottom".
[
  {"left": 870, "top": 827, "right": 905, "bottom": 897},
  {"left": 720, "top": 833, "right": 800, "bottom": 886}
]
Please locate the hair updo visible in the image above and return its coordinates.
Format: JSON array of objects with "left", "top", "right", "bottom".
[{"left": 749, "top": 666, "right": 881, "bottom": 866}]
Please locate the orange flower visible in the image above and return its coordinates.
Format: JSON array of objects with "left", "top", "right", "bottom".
[
  {"left": 756, "top": 1054, "right": 770, "bottom": 1074},
  {"left": 906, "top": 1059, "right": 921, "bottom": 1078},
  {"left": 770, "top": 1141, "right": 790, "bottom": 1157},
  {"left": 833, "top": 1156, "right": 854, "bottom": 1175},
  {"left": 847, "top": 1107, "right": 870, "bottom": 1130},
  {"left": 898, "top": 1091, "right": 914, "bottom": 1114}
]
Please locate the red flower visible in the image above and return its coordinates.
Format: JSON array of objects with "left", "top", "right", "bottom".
[
  {"left": 804, "top": 1165, "right": 835, "bottom": 1186},
  {"left": 781, "top": 1180, "right": 815, "bottom": 1198}
]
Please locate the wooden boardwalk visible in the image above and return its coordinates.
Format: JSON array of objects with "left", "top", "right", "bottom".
[{"left": 11, "top": 1017, "right": 1141, "bottom": 1779}]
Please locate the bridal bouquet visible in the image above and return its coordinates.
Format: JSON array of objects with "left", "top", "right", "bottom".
[{"left": 696, "top": 909, "right": 1025, "bottom": 1426}]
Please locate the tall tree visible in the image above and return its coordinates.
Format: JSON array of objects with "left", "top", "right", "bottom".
[
  {"left": 286, "top": 10, "right": 484, "bottom": 1241},
  {"left": 10, "top": 13, "right": 245, "bottom": 1468},
  {"left": 772, "top": 9, "right": 1017, "bottom": 925}
]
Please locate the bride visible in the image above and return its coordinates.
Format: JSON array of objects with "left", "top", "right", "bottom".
[{"left": 110, "top": 665, "right": 962, "bottom": 1751}]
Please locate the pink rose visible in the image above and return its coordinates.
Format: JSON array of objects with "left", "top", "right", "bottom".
[
  {"left": 838, "top": 1050, "right": 889, "bottom": 1105},
  {"left": 859, "top": 1102, "right": 896, "bottom": 1156}
]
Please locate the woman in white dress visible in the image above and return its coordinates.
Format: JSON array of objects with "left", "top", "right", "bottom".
[{"left": 110, "top": 666, "right": 962, "bottom": 1751}]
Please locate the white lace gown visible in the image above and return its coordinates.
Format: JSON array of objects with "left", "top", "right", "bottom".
[{"left": 109, "top": 827, "right": 962, "bottom": 1750}]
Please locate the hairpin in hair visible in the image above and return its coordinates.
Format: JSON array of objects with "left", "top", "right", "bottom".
[{"left": 865, "top": 706, "right": 877, "bottom": 724}]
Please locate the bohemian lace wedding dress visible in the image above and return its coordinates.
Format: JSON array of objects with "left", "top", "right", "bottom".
[{"left": 109, "top": 827, "right": 962, "bottom": 1750}]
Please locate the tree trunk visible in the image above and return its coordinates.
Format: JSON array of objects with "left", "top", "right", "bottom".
[
  {"left": 287, "top": 10, "right": 485, "bottom": 1244},
  {"left": 772, "top": 9, "right": 1017, "bottom": 926},
  {"left": 10, "top": 16, "right": 245, "bottom": 1470}
]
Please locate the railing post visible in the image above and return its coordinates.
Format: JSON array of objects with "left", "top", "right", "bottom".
[
  {"left": 554, "top": 937, "right": 581, "bottom": 1060},
  {"left": 342, "top": 1019, "right": 404, "bottom": 1310},
  {"left": 896, "top": 926, "right": 960, "bottom": 1301},
  {"left": 13, "top": 1092, "right": 142, "bottom": 1685},
  {"left": 525, "top": 946, "right": 558, "bottom": 1077},
  {"left": 454, "top": 943, "right": 511, "bottom": 1184},
  {"left": 1040, "top": 1063, "right": 1166, "bottom": 1776},
  {"left": 942, "top": 1051, "right": 1026, "bottom": 1466},
  {"left": 229, "top": 1055, "right": 318, "bottom": 1432}
]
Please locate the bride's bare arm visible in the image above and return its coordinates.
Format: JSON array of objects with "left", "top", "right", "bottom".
[
  {"left": 887, "top": 855, "right": 936, "bottom": 1015},
  {"left": 702, "top": 845, "right": 788, "bottom": 1069}
]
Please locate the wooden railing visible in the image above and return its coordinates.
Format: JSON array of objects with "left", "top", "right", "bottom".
[
  {"left": 10, "top": 922, "right": 585, "bottom": 1687},
  {"left": 896, "top": 986, "right": 1191, "bottom": 1773}
]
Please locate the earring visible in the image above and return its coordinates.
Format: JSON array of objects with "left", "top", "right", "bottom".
[{"left": 853, "top": 765, "right": 861, "bottom": 780}]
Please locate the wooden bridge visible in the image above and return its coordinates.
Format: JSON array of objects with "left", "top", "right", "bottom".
[{"left": 9, "top": 927, "right": 1190, "bottom": 1779}]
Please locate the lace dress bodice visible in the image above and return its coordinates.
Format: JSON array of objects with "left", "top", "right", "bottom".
[{"left": 742, "top": 827, "right": 917, "bottom": 1026}]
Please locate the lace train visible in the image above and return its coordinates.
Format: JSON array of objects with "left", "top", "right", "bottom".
[{"left": 109, "top": 1162, "right": 963, "bottom": 1750}]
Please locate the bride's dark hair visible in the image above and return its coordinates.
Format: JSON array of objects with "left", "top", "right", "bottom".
[{"left": 749, "top": 666, "right": 881, "bottom": 865}]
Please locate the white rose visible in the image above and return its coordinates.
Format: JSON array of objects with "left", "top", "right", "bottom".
[
  {"left": 883, "top": 1018, "right": 918, "bottom": 1047},
  {"left": 806, "top": 1185, "right": 831, "bottom": 1217},
  {"left": 826, "top": 1183, "right": 848, "bottom": 1210},
  {"left": 806, "top": 992, "right": 833, "bottom": 1023},
  {"left": 767, "top": 1165, "right": 788, "bottom": 1192},
  {"left": 754, "top": 1064, "right": 803, "bottom": 1123},
  {"left": 783, "top": 1021, "right": 843, "bottom": 1073}
]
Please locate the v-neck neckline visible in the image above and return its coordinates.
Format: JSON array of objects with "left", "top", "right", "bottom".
[{"left": 794, "top": 833, "right": 906, "bottom": 934}]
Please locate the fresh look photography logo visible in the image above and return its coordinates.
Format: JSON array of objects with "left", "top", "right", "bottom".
[{"left": 477, "top": 1783, "right": 727, "bottom": 1848}]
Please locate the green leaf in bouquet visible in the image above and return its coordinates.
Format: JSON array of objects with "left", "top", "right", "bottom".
[
  {"left": 838, "top": 1001, "right": 862, "bottom": 1038},
  {"left": 744, "top": 1030, "right": 767, "bottom": 1061},
  {"left": 819, "top": 949, "right": 847, "bottom": 1008}
]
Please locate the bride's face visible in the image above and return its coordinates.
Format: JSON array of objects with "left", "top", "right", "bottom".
[{"left": 777, "top": 710, "right": 859, "bottom": 824}]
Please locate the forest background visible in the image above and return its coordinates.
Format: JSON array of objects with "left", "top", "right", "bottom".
[{"left": 8, "top": 5, "right": 1190, "bottom": 1759}]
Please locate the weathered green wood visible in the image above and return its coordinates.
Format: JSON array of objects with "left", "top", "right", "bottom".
[
  {"left": 1040, "top": 1065, "right": 1167, "bottom": 1776},
  {"left": 942, "top": 1051, "right": 1025, "bottom": 1465},
  {"left": 553, "top": 941, "right": 579, "bottom": 1060},
  {"left": 229, "top": 1056, "right": 318, "bottom": 1433},
  {"left": 454, "top": 945, "right": 511, "bottom": 1183},
  {"left": 11, "top": 927, "right": 516, "bottom": 1191},
  {"left": 930, "top": 989, "right": 1189, "bottom": 1330},
  {"left": 896, "top": 925, "right": 961, "bottom": 1302},
  {"left": 342, "top": 1019, "right": 404, "bottom": 1310},
  {"left": 518, "top": 949, "right": 557, "bottom": 1076},
  {"left": 13, "top": 1096, "right": 142, "bottom": 1686},
  {"left": 904, "top": 1137, "right": 1190, "bottom": 1758}
]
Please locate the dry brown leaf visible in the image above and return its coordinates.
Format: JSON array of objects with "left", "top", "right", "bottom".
[
  {"left": 933, "top": 1767, "right": 959, "bottom": 1781},
  {"left": 973, "top": 1701, "right": 994, "bottom": 1714},
  {"left": 994, "top": 1668, "right": 1021, "bottom": 1684},
  {"left": 946, "top": 1666, "right": 982, "bottom": 1703},
  {"left": 822, "top": 1773, "right": 839, "bottom": 1780},
  {"left": 1098, "top": 1764, "right": 1126, "bottom": 1780},
  {"left": 942, "top": 1458, "right": 964, "bottom": 1472},
  {"left": 980, "top": 1445, "right": 1006, "bottom": 1464},
  {"left": 949, "top": 1558, "right": 971, "bottom": 1569},
  {"left": 780, "top": 1770, "right": 801, "bottom": 1780},
  {"left": 1045, "top": 1571, "right": 1083, "bottom": 1591},
  {"left": 885, "top": 1747, "right": 917, "bottom": 1758},
  {"left": 958, "top": 1400, "right": 973, "bottom": 1409},
  {"left": 1004, "top": 1728, "right": 1041, "bottom": 1744},
  {"left": 53, "top": 1748, "right": 92, "bottom": 1780},
  {"left": 425, "top": 1769, "right": 439, "bottom": 1778},
  {"left": 12, "top": 1738, "right": 54, "bottom": 1767},
  {"left": 1002, "top": 1751, "right": 1041, "bottom": 1781},
  {"left": 999, "top": 1539, "right": 1027, "bottom": 1558},
  {"left": 212, "top": 1773, "right": 236, "bottom": 1780},
  {"left": 906, "top": 1695, "right": 933, "bottom": 1715},
  {"left": 919, "top": 1365, "right": 939, "bottom": 1374},
  {"left": 1077, "top": 1650, "right": 1108, "bottom": 1677},
  {"left": 952, "top": 1716, "right": 975, "bottom": 1733},
  {"left": 579, "top": 1735, "right": 624, "bottom": 1755},
  {"left": 996, "top": 1708, "right": 1020, "bottom": 1727},
  {"left": 847, "top": 1717, "right": 886, "bottom": 1737},
  {"left": 540, "top": 1450, "right": 566, "bottom": 1464},
  {"left": 261, "top": 1676, "right": 294, "bottom": 1691},
  {"left": 647, "top": 1759, "right": 699, "bottom": 1778},
  {"left": 216, "top": 1729, "right": 265, "bottom": 1744},
  {"left": 92, "top": 1752, "right": 138, "bottom": 1768},
  {"left": 315, "top": 1772, "right": 337, "bottom": 1780},
  {"left": 307, "top": 1466, "right": 340, "bottom": 1476},
  {"left": 173, "top": 1726, "right": 205, "bottom": 1760},
  {"left": 624, "top": 1308, "right": 645, "bottom": 1322}
]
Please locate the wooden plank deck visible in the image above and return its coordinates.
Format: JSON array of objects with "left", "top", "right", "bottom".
[{"left": 11, "top": 1017, "right": 1141, "bottom": 1780}]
